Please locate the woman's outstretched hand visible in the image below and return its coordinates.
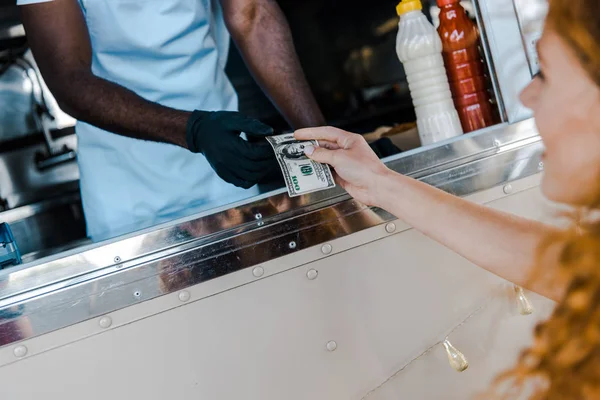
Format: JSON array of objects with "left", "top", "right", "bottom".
[
  {"left": 297, "top": 128, "right": 563, "bottom": 303},
  {"left": 294, "top": 127, "right": 391, "bottom": 206}
]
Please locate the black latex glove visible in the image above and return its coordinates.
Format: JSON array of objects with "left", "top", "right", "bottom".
[
  {"left": 369, "top": 137, "right": 402, "bottom": 159},
  {"left": 187, "top": 111, "right": 278, "bottom": 189}
]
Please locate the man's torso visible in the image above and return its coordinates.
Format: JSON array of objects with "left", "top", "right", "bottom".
[{"left": 74, "top": 0, "right": 258, "bottom": 241}]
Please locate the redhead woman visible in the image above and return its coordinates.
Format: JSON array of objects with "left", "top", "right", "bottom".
[{"left": 296, "top": 0, "right": 600, "bottom": 398}]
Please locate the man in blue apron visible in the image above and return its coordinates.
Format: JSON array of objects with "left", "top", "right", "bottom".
[{"left": 18, "top": 0, "right": 326, "bottom": 241}]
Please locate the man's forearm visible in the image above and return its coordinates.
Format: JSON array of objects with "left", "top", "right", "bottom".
[
  {"left": 228, "top": 1, "right": 326, "bottom": 129},
  {"left": 20, "top": 0, "right": 190, "bottom": 148},
  {"left": 54, "top": 70, "right": 190, "bottom": 148}
]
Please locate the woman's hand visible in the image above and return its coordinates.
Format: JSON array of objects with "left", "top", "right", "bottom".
[
  {"left": 294, "top": 127, "right": 391, "bottom": 206},
  {"left": 297, "top": 127, "right": 563, "bottom": 303}
]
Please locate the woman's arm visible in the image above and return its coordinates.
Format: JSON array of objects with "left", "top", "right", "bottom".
[{"left": 296, "top": 127, "right": 562, "bottom": 301}]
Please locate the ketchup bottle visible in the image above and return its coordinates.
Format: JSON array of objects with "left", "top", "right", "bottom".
[{"left": 437, "top": 0, "right": 497, "bottom": 133}]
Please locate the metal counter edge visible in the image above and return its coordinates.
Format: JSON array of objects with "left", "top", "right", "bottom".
[{"left": 0, "top": 119, "right": 542, "bottom": 348}]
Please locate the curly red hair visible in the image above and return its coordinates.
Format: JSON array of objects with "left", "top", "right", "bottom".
[{"left": 489, "top": 1, "right": 600, "bottom": 398}]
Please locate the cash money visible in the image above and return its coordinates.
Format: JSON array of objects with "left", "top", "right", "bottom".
[{"left": 267, "top": 133, "right": 336, "bottom": 197}]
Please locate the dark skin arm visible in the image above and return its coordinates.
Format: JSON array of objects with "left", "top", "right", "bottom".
[
  {"left": 21, "top": 0, "right": 325, "bottom": 150},
  {"left": 221, "top": 0, "right": 326, "bottom": 129},
  {"left": 20, "top": 0, "right": 190, "bottom": 148}
]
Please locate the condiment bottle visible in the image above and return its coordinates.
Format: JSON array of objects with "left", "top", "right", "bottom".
[
  {"left": 437, "top": 0, "right": 497, "bottom": 132},
  {"left": 396, "top": 0, "right": 463, "bottom": 146}
]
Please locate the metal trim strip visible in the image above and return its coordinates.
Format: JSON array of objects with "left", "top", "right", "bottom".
[{"left": 0, "top": 119, "right": 542, "bottom": 348}]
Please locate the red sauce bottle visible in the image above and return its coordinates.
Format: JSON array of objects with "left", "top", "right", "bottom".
[{"left": 437, "top": 0, "right": 497, "bottom": 133}]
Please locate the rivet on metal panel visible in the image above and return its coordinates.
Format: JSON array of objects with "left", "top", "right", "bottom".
[
  {"left": 114, "top": 256, "right": 121, "bottom": 263},
  {"left": 493, "top": 139, "right": 501, "bottom": 148},
  {"left": 538, "top": 161, "right": 544, "bottom": 171},
  {"left": 289, "top": 241, "right": 297, "bottom": 250},
  {"left": 178, "top": 291, "right": 191, "bottom": 303},
  {"left": 98, "top": 316, "right": 112, "bottom": 329},
  {"left": 503, "top": 184, "right": 514, "bottom": 195},
  {"left": 133, "top": 291, "right": 142, "bottom": 299},
  {"left": 321, "top": 244, "right": 333, "bottom": 255},
  {"left": 443, "top": 339, "right": 469, "bottom": 372},
  {"left": 326, "top": 341, "right": 338, "bottom": 352},
  {"left": 252, "top": 266, "right": 265, "bottom": 278},
  {"left": 13, "top": 345, "right": 27, "bottom": 358},
  {"left": 255, "top": 213, "right": 263, "bottom": 220},
  {"left": 307, "top": 269, "right": 318, "bottom": 280},
  {"left": 385, "top": 223, "right": 396, "bottom": 234}
]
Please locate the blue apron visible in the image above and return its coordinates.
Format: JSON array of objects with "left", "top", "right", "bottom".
[{"left": 76, "top": 0, "right": 258, "bottom": 241}]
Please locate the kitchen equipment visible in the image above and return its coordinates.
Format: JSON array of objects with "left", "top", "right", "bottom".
[{"left": 0, "top": 223, "right": 21, "bottom": 269}]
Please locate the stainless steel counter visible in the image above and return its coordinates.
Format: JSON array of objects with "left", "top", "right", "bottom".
[{"left": 0, "top": 118, "right": 542, "bottom": 348}]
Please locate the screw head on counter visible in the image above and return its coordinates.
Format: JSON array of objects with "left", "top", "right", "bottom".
[
  {"left": 252, "top": 267, "right": 265, "bottom": 278},
  {"left": 178, "top": 291, "right": 191, "bottom": 303},
  {"left": 326, "top": 341, "right": 338, "bottom": 352},
  {"left": 98, "top": 316, "right": 112, "bottom": 329},
  {"left": 13, "top": 345, "right": 28, "bottom": 358},
  {"left": 385, "top": 223, "right": 397, "bottom": 233},
  {"left": 321, "top": 244, "right": 333, "bottom": 255}
]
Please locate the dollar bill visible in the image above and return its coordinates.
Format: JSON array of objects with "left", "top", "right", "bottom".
[{"left": 267, "top": 133, "right": 336, "bottom": 197}]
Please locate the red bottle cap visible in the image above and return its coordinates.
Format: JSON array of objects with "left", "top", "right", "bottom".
[{"left": 437, "top": 0, "right": 459, "bottom": 7}]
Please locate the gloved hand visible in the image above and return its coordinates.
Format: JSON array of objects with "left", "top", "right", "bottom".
[{"left": 187, "top": 111, "right": 277, "bottom": 189}]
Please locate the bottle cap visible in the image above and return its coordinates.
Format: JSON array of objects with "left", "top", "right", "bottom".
[
  {"left": 437, "top": 0, "right": 460, "bottom": 7},
  {"left": 396, "top": 0, "right": 423, "bottom": 16}
]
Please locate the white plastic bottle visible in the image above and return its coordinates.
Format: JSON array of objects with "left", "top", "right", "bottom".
[{"left": 396, "top": 0, "right": 463, "bottom": 145}]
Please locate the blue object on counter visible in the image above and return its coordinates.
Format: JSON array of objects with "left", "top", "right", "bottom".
[{"left": 0, "top": 223, "right": 21, "bottom": 269}]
